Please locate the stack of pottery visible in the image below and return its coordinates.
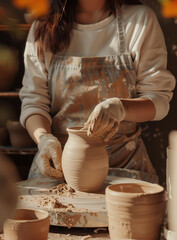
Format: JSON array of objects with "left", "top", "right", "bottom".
[
  {"left": 7, "top": 120, "right": 35, "bottom": 148},
  {"left": 106, "top": 182, "right": 165, "bottom": 240},
  {"left": 3, "top": 208, "right": 50, "bottom": 240},
  {"left": 62, "top": 127, "right": 109, "bottom": 193}
]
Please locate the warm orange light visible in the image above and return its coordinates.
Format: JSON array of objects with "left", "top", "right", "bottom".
[
  {"left": 161, "top": 1, "right": 177, "bottom": 18},
  {"left": 12, "top": 0, "right": 49, "bottom": 17}
]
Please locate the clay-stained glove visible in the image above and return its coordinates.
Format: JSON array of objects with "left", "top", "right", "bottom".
[
  {"left": 84, "top": 98, "right": 126, "bottom": 142},
  {"left": 36, "top": 134, "right": 63, "bottom": 180}
]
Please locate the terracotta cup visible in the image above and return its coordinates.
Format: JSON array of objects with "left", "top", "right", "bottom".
[
  {"left": 62, "top": 126, "right": 109, "bottom": 192},
  {"left": 3, "top": 208, "right": 50, "bottom": 240},
  {"left": 106, "top": 183, "right": 165, "bottom": 240}
]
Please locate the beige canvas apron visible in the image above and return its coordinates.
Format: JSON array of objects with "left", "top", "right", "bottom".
[{"left": 28, "top": 11, "right": 158, "bottom": 183}]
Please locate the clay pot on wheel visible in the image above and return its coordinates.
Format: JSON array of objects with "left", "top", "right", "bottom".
[
  {"left": 3, "top": 208, "right": 50, "bottom": 240},
  {"left": 7, "top": 121, "right": 35, "bottom": 148},
  {"left": 106, "top": 183, "right": 165, "bottom": 240},
  {"left": 62, "top": 127, "right": 109, "bottom": 192}
]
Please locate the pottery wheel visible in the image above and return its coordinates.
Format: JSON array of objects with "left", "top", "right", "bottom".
[{"left": 17, "top": 175, "right": 145, "bottom": 228}]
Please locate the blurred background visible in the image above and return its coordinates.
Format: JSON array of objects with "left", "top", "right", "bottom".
[{"left": 0, "top": 0, "right": 176, "bottom": 186}]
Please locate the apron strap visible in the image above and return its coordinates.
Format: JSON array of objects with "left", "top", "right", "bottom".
[{"left": 117, "top": 9, "right": 126, "bottom": 55}]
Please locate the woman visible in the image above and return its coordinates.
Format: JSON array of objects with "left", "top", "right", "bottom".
[{"left": 20, "top": 0, "right": 176, "bottom": 182}]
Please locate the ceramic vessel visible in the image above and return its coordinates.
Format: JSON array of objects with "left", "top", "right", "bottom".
[
  {"left": 24, "top": 13, "right": 34, "bottom": 24},
  {"left": 0, "top": 127, "right": 8, "bottom": 145},
  {"left": 106, "top": 182, "right": 165, "bottom": 240},
  {"left": 62, "top": 127, "right": 109, "bottom": 192},
  {"left": 0, "top": 100, "right": 19, "bottom": 127},
  {"left": 7, "top": 121, "right": 35, "bottom": 148},
  {"left": 3, "top": 208, "right": 50, "bottom": 240},
  {"left": 0, "top": 45, "right": 19, "bottom": 91}
]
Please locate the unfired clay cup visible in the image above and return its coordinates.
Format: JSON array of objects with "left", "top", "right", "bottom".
[
  {"left": 3, "top": 208, "right": 50, "bottom": 240},
  {"left": 106, "top": 183, "right": 165, "bottom": 240}
]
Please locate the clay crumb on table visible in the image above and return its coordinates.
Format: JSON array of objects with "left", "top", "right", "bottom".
[{"left": 49, "top": 183, "right": 75, "bottom": 196}]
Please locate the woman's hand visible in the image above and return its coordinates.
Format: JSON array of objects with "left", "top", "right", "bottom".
[
  {"left": 36, "top": 134, "right": 63, "bottom": 180},
  {"left": 84, "top": 97, "right": 156, "bottom": 142},
  {"left": 84, "top": 98, "right": 126, "bottom": 142}
]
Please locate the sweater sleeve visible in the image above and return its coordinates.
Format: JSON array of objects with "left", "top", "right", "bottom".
[
  {"left": 124, "top": 5, "right": 176, "bottom": 121},
  {"left": 19, "top": 22, "right": 52, "bottom": 127}
]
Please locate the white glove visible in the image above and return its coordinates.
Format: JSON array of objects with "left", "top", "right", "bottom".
[
  {"left": 36, "top": 134, "right": 63, "bottom": 180},
  {"left": 84, "top": 98, "right": 126, "bottom": 142}
]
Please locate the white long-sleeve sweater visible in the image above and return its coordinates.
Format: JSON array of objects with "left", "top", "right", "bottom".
[{"left": 19, "top": 4, "right": 176, "bottom": 127}]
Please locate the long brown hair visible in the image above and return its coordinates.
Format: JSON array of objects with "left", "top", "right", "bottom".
[{"left": 34, "top": 0, "right": 142, "bottom": 53}]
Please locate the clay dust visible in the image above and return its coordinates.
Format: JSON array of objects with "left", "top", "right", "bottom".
[{"left": 18, "top": 183, "right": 106, "bottom": 228}]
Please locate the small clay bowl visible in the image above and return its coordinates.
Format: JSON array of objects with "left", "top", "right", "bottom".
[
  {"left": 7, "top": 121, "right": 36, "bottom": 148},
  {"left": 3, "top": 208, "right": 50, "bottom": 240}
]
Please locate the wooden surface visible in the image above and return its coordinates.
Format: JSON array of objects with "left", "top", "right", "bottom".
[
  {"left": 0, "top": 92, "right": 19, "bottom": 98},
  {"left": 0, "top": 24, "right": 30, "bottom": 31},
  {"left": 0, "top": 146, "right": 37, "bottom": 155}
]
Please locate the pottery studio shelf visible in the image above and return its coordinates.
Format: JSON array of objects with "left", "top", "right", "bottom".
[
  {"left": 0, "top": 92, "right": 19, "bottom": 98},
  {"left": 0, "top": 146, "right": 37, "bottom": 155},
  {"left": 0, "top": 24, "right": 31, "bottom": 31}
]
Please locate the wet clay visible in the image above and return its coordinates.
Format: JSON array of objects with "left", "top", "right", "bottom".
[
  {"left": 3, "top": 209, "right": 50, "bottom": 240},
  {"left": 62, "top": 127, "right": 109, "bottom": 192},
  {"left": 106, "top": 183, "right": 165, "bottom": 240}
]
